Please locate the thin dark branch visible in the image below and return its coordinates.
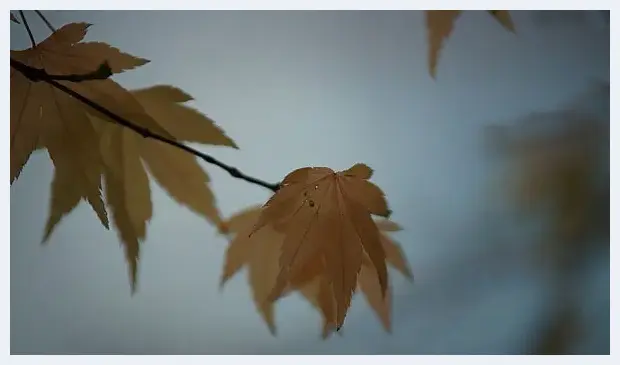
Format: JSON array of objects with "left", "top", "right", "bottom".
[
  {"left": 10, "top": 12, "right": 20, "bottom": 24},
  {"left": 34, "top": 10, "right": 56, "bottom": 32},
  {"left": 19, "top": 11, "right": 36, "bottom": 48},
  {"left": 11, "top": 58, "right": 113, "bottom": 82},
  {"left": 10, "top": 58, "right": 281, "bottom": 193}
]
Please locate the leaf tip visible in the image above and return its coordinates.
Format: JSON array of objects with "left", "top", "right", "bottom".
[
  {"left": 268, "top": 324, "right": 277, "bottom": 337},
  {"left": 219, "top": 274, "right": 230, "bottom": 290},
  {"left": 138, "top": 57, "right": 151, "bottom": 66},
  {"left": 41, "top": 230, "right": 52, "bottom": 245},
  {"left": 428, "top": 64, "right": 439, "bottom": 79}
]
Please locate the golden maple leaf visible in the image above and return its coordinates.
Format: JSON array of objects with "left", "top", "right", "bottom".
[
  {"left": 10, "top": 22, "right": 167, "bottom": 243},
  {"left": 298, "top": 218, "right": 412, "bottom": 338},
  {"left": 219, "top": 205, "right": 282, "bottom": 335},
  {"left": 220, "top": 205, "right": 411, "bottom": 337},
  {"left": 251, "top": 163, "right": 391, "bottom": 330},
  {"left": 487, "top": 108, "right": 608, "bottom": 266},
  {"left": 91, "top": 85, "right": 238, "bottom": 292},
  {"left": 515, "top": 117, "right": 606, "bottom": 244},
  {"left": 221, "top": 163, "right": 397, "bottom": 331},
  {"left": 425, "top": 10, "right": 515, "bottom": 78}
]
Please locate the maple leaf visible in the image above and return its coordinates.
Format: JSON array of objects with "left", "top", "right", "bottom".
[
  {"left": 488, "top": 109, "right": 608, "bottom": 267},
  {"left": 90, "top": 85, "right": 238, "bottom": 292},
  {"left": 219, "top": 205, "right": 282, "bottom": 335},
  {"left": 514, "top": 118, "right": 606, "bottom": 243},
  {"left": 220, "top": 206, "right": 411, "bottom": 337},
  {"left": 10, "top": 22, "right": 166, "bottom": 244},
  {"left": 425, "top": 10, "right": 514, "bottom": 78},
  {"left": 221, "top": 163, "right": 400, "bottom": 332},
  {"left": 298, "top": 218, "right": 412, "bottom": 338},
  {"left": 249, "top": 163, "right": 392, "bottom": 330}
]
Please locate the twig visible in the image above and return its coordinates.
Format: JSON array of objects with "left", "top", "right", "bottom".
[
  {"left": 10, "top": 58, "right": 281, "bottom": 193},
  {"left": 34, "top": 10, "right": 56, "bottom": 32},
  {"left": 19, "top": 11, "right": 36, "bottom": 48},
  {"left": 10, "top": 12, "right": 20, "bottom": 24},
  {"left": 10, "top": 59, "right": 113, "bottom": 82}
]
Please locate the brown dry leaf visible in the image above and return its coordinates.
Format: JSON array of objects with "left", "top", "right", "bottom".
[
  {"left": 221, "top": 205, "right": 411, "bottom": 337},
  {"left": 425, "top": 10, "right": 514, "bottom": 78},
  {"left": 298, "top": 275, "right": 338, "bottom": 338},
  {"left": 10, "top": 12, "right": 19, "bottom": 24},
  {"left": 357, "top": 262, "right": 393, "bottom": 332},
  {"left": 376, "top": 218, "right": 413, "bottom": 280},
  {"left": 92, "top": 85, "right": 237, "bottom": 292},
  {"left": 220, "top": 205, "right": 282, "bottom": 335},
  {"left": 488, "top": 10, "right": 515, "bottom": 32},
  {"left": 250, "top": 163, "right": 392, "bottom": 330},
  {"left": 509, "top": 113, "right": 607, "bottom": 265},
  {"left": 300, "top": 219, "right": 411, "bottom": 338},
  {"left": 10, "top": 22, "right": 170, "bottom": 245},
  {"left": 426, "top": 10, "right": 462, "bottom": 79},
  {"left": 130, "top": 85, "right": 238, "bottom": 146}
]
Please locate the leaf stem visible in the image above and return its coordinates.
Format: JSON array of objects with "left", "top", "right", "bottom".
[
  {"left": 19, "top": 11, "right": 36, "bottom": 48},
  {"left": 10, "top": 58, "right": 281, "bottom": 193}
]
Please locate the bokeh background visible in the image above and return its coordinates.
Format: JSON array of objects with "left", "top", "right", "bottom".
[{"left": 10, "top": 10, "right": 610, "bottom": 354}]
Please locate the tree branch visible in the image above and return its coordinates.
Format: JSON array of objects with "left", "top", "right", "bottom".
[
  {"left": 10, "top": 58, "right": 281, "bottom": 192},
  {"left": 34, "top": 10, "right": 56, "bottom": 32},
  {"left": 10, "top": 59, "right": 113, "bottom": 82},
  {"left": 19, "top": 11, "right": 36, "bottom": 48}
]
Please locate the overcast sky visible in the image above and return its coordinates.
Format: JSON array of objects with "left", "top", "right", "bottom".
[{"left": 10, "top": 10, "right": 609, "bottom": 354}]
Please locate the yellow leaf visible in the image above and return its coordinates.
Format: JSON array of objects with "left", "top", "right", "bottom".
[
  {"left": 141, "top": 140, "right": 221, "bottom": 225},
  {"left": 90, "top": 84, "right": 237, "bottom": 291},
  {"left": 43, "top": 156, "right": 108, "bottom": 243},
  {"left": 425, "top": 10, "right": 462, "bottom": 79},
  {"left": 131, "top": 85, "right": 192, "bottom": 103},
  {"left": 98, "top": 123, "right": 152, "bottom": 292},
  {"left": 221, "top": 202, "right": 412, "bottom": 337},
  {"left": 358, "top": 261, "right": 393, "bottom": 332},
  {"left": 425, "top": 11, "right": 515, "bottom": 78},
  {"left": 131, "top": 85, "right": 238, "bottom": 148},
  {"left": 219, "top": 205, "right": 262, "bottom": 284},
  {"left": 381, "top": 233, "right": 413, "bottom": 280},
  {"left": 298, "top": 276, "right": 338, "bottom": 338},
  {"left": 303, "top": 219, "right": 410, "bottom": 337},
  {"left": 220, "top": 206, "right": 283, "bottom": 335},
  {"left": 342, "top": 163, "right": 374, "bottom": 179},
  {"left": 221, "top": 164, "right": 399, "bottom": 332},
  {"left": 488, "top": 10, "right": 515, "bottom": 33},
  {"left": 219, "top": 204, "right": 263, "bottom": 234},
  {"left": 249, "top": 164, "right": 391, "bottom": 330},
  {"left": 374, "top": 218, "right": 403, "bottom": 232},
  {"left": 10, "top": 22, "right": 162, "bottom": 243},
  {"left": 496, "top": 110, "right": 608, "bottom": 261}
]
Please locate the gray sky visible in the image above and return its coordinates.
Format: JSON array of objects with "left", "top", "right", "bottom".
[{"left": 10, "top": 10, "right": 609, "bottom": 354}]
